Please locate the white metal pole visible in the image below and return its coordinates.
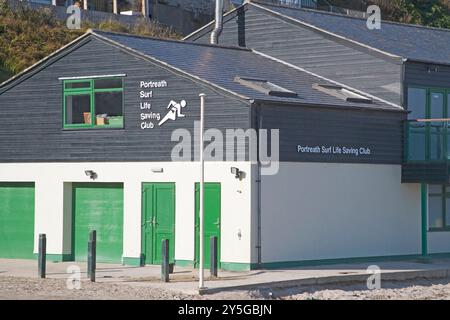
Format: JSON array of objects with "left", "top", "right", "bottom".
[{"left": 199, "top": 93, "right": 206, "bottom": 290}]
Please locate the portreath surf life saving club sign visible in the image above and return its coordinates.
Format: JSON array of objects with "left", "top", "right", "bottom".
[
  {"left": 139, "top": 80, "right": 188, "bottom": 130},
  {"left": 139, "top": 80, "right": 166, "bottom": 129},
  {"left": 297, "top": 145, "right": 372, "bottom": 157}
]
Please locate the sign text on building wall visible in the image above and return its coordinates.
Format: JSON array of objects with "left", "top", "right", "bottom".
[
  {"left": 139, "top": 80, "right": 167, "bottom": 130},
  {"left": 297, "top": 145, "right": 372, "bottom": 157},
  {"left": 139, "top": 80, "right": 188, "bottom": 130}
]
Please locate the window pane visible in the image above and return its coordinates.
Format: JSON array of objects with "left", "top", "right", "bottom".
[
  {"left": 429, "top": 195, "right": 444, "bottom": 229},
  {"left": 65, "top": 81, "right": 90, "bottom": 90},
  {"left": 408, "top": 123, "right": 426, "bottom": 160},
  {"left": 429, "top": 92, "right": 445, "bottom": 160},
  {"left": 429, "top": 122, "right": 445, "bottom": 160},
  {"left": 429, "top": 184, "right": 443, "bottom": 194},
  {"left": 94, "top": 92, "right": 123, "bottom": 127},
  {"left": 430, "top": 92, "right": 444, "bottom": 119},
  {"left": 407, "top": 88, "right": 426, "bottom": 119},
  {"left": 94, "top": 78, "right": 122, "bottom": 90},
  {"left": 65, "top": 94, "right": 91, "bottom": 125}
]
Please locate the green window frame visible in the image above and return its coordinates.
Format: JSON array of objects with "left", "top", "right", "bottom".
[
  {"left": 406, "top": 86, "right": 450, "bottom": 162},
  {"left": 428, "top": 184, "right": 450, "bottom": 232},
  {"left": 63, "top": 77, "right": 124, "bottom": 129}
]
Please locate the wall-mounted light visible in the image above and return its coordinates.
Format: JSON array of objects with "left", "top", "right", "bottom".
[
  {"left": 427, "top": 65, "right": 439, "bottom": 73},
  {"left": 85, "top": 170, "right": 97, "bottom": 180},
  {"left": 231, "top": 167, "right": 244, "bottom": 180},
  {"left": 151, "top": 167, "right": 164, "bottom": 173}
]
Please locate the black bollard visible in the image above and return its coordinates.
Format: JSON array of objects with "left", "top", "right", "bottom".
[
  {"left": 161, "top": 239, "right": 169, "bottom": 282},
  {"left": 87, "top": 230, "right": 96, "bottom": 282},
  {"left": 210, "top": 236, "right": 218, "bottom": 278},
  {"left": 38, "top": 234, "right": 46, "bottom": 279}
]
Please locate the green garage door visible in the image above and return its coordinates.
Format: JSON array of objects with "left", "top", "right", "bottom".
[
  {"left": 0, "top": 183, "right": 35, "bottom": 259},
  {"left": 72, "top": 183, "right": 123, "bottom": 263}
]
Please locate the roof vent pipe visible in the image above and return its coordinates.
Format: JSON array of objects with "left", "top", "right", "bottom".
[{"left": 210, "top": 0, "right": 224, "bottom": 45}]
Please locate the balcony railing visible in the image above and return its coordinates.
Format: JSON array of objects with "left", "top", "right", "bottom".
[
  {"left": 406, "top": 119, "right": 450, "bottom": 162},
  {"left": 252, "top": 0, "right": 318, "bottom": 9},
  {"left": 252, "top": 0, "right": 367, "bottom": 18}
]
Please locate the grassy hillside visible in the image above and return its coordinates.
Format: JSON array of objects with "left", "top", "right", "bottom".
[{"left": 0, "top": 0, "right": 180, "bottom": 81}]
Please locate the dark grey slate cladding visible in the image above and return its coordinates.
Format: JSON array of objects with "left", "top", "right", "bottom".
[
  {"left": 256, "top": 103, "right": 404, "bottom": 164},
  {"left": 0, "top": 37, "right": 250, "bottom": 162},
  {"left": 189, "top": 5, "right": 403, "bottom": 106},
  {"left": 405, "top": 61, "right": 450, "bottom": 89},
  {"left": 402, "top": 163, "right": 450, "bottom": 184}
]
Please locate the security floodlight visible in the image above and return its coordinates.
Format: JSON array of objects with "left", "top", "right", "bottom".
[
  {"left": 231, "top": 167, "right": 243, "bottom": 179},
  {"left": 85, "top": 170, "right": 97, "bottom": 180}
]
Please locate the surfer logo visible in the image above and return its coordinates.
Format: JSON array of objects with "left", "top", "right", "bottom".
[{"left": 158, "top": 100, "right": 187, "bottom": 126}]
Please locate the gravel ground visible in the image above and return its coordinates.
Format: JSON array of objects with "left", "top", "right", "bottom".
[
  {"left": 0, "top": 277, "right": 188, "bottom": 300},
  {"left": 0, "top": 276, "right": 253, "bottom": 300},
  {"left": 1, "top": 276, "right": 450, "bottom": 300},
  {"left": 263, "top": 278, "right": 450, "bottom": 300}
]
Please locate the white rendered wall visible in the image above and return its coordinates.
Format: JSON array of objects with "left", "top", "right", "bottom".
[
  {"left": 260, "top": 162, "right": 421, "bottom": 263},
  {"left": 0, "top": 162, "right": 252, "bottom": 264}
]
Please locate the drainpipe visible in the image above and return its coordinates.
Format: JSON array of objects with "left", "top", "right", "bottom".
[
  {"left": 210, "top": 0, "right": 224, "bottom": 45},
  {"left": 199, "top": 93, "right": 206, "bottom": 290},
  {"left": 255, "top": 102, "right": 262, "bottom": 268}
]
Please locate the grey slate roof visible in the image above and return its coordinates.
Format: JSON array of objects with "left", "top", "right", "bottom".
[
  {"left": 255, "top": 2, "right": 450, "bottom": 65},
  {"left": 93, "top": 30, "right": 398, "bottom": 111}
]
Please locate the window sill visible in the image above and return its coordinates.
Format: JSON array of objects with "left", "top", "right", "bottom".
[
  {"left": 62, "top": 125, "right": 124, "bottom": 131},
  {"left": 405, "top": 160, "right": 450, "bottom": 164}
]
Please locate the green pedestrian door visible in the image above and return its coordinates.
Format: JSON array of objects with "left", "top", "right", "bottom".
[
  {"left": 72, "top": 183, "right": 123, "bottom": 263},
  {"left": 142, "top": 183, "right": 175, "bottom": 265},
  {"left": 195, "top": 183, "right": 221, "bottom": 269},
  {"left": 0, "top": 183, "right": 35, "bottom": 259}
]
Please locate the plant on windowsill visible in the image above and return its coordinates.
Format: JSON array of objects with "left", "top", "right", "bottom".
[{"left": 83, "top": 112, "right": 91, "bottom": 125}]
